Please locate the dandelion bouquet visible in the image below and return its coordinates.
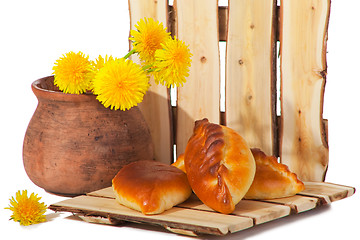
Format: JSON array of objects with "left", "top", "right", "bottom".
[{"left": 52, "top": 18, "right": 192, "bottom": 111}]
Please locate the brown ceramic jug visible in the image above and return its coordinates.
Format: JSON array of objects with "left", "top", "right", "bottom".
[{"left": 23, "top": 76, "right": 154, "bottom": 196}]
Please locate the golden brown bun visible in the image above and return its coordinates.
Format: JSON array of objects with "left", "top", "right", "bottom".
[
  {"left": 244, "top": 148, "right": 305, "bottom": 199},
  {"left": 184, "top": 119, "right": 256, "bottom": 214},
  {"left": 172, "top": 154, "right": 186, "bottom": 173},
  {"left": 112, "top": 160, "right": 192, "bottom": 215}
]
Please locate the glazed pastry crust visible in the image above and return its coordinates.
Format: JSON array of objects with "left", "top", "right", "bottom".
[
  {"left": 112, "top": 160, "right": 192, "bottom": 215},
  {"left": 172, "top": 153, "right": 186, "bottom": 173},
  {"left": 244, "top": 148, "right": 305, "bottom": 199},
  {"left": 184, "top": 119, "right": 256, "bottom": 214}
]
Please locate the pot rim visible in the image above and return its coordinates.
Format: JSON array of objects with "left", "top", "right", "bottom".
[{"left": 32, "top": 75, "right": 96, "bottom": 102}]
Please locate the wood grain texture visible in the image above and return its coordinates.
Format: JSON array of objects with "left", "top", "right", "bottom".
[
  {"left": 234, "top": 200, "right": 290, "bottom": 225},
  {"left": 169, "top": 6, "right": 228, "bottom": 41},
  {"left": 174, "top": 0, "right": 220, "bottom": 157},
  {"left": 279, "top": 0, "right": 330, "bottom": 181},
  {"left": 51, "top": 195, "right": 253, "bottom": 236},
  {"left": 263, "top": 195, "right": 318, "bottom": 213},
  {"left": 300, "top": 182, "right": 355, "bottom": 204},
  {"left": 49, "top": 182, "right": 355, "bottom": 236},
  {"left": 129, "top": 0, "right": 173, "bottom": 164},
  {"left": 225, "top": 0, "right": 277, "bottom": 156},
  {"left": 179, "top": 197, "right": 291, "bottom": 225}
]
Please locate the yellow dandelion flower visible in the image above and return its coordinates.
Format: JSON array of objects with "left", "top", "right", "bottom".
[
  {"left": 52, "top": 51, "right": 94, "bottom": 94},
  {"left": 130, "top": 18, "right": 170, "bottom": 65},
  {"left": 92, "top": 54, "right": 114, "bottom": 72},
  {"left": 89, "top": 55, "right": 114, "bottom": 91},
  {"left": 92, "top": 58, "right": 150, "bottom": 111},
  {"left": 154, "top": 36, "right": 192, "bottom": 88},
  {"left": 5, "top": 190, "right": 47, "bottom": 226}
]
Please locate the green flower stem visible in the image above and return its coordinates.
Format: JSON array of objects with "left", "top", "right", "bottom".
[
  {"left": 123, "top": 49, "right": 136, "bottom": 59},
  {"left": 146, "top": 68, "right": 156, "bottom": 73},
  {"left": 142, "top": 64, "right": 153, "bottom": 71},
  {"left": 122, "top": 50, "right": 157, "bottom": 74}
]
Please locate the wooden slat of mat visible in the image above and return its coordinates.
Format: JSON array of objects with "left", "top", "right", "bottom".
[
  {"left": 234, "top": 200, "right": 290, "bottom": 225},
  {"left": 50, "top": 182, "right": 355, "bottom": 236},
  {"left": 49, "top": 195, "right": 253, "bottom": 236},
  {"left": 305, "top": 182, "right": 356, "bottom": 198},
  {"left": 299, "top": 182, "right": 355, "bottom": 204},
  {"left": 87, "top": 186, "right": 114, "bottom": 198},
  {"left": 262, "top": 195, "right": 319, "bottom": 213},
  {"left": 179, "top": 198, "right": 290, "bottom": 225}
]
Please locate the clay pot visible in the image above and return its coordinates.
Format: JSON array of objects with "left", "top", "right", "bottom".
[{"left": 23, "top": 76, "right": 154, "bottom": 196}]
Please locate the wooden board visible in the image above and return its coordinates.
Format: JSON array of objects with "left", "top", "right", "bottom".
[
  {"left": 279, "top": 0, "right": 330, "bottom": 181},
  {"left": 49, "top": 182, "right": 355, "bottom": 237},
  {"left": 129, "top": 0, "right": 173, "bottom": 164},
  {"left": 168, "top": 6, "right": 228, "bottom": 42},
  {"left": 225, "top": 0, "right": 277, "bottom": 156},
  {"left": 174, "top": 0, "right": 221, "bottom": 157}
]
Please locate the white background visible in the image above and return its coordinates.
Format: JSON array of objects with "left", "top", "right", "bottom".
[{"left": 0, "top": 0, "right": 359, "bottom": 239}]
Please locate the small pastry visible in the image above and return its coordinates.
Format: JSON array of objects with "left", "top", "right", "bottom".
[
  {"left": 112, "top": 160, "right": 192, "bottom": 215},
  {"left": 244, "top": 148, "right": 305, "bottom": 199},
  {"left": 184, "top": 118, "right": 256, "bottom": 214},
  {"left": 172, "top": 153, "right": 186, "bottom": 173}
]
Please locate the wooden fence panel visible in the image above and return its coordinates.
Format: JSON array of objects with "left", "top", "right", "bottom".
[
  {"left": 225, "top": 0, "right": 277, "bottom": 156},
  {"left": 174, "top": 0, "right": 221, "bottom": 157},
  {"left": 129, "top": 1, "right": 331, "bottom": 181},
  {"left": 128, "top": 0, "right": 173, "bottom": 164},
  {"left": 279, "top": 0, "right": 330, "bottom": 181}
]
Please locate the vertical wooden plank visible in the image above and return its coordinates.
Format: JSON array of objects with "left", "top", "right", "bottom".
[
  {"left": 128, "top": 0, "right": 173, "bottom": 164},
  {"left": 174, "top": 0, "right": 220, "bottom": 157},
  {"left": 279, "top": 0, "right": 330, "bottom": 181},
  {"left": 225, "top": 0, "right": 277, "bottom": 156}
]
